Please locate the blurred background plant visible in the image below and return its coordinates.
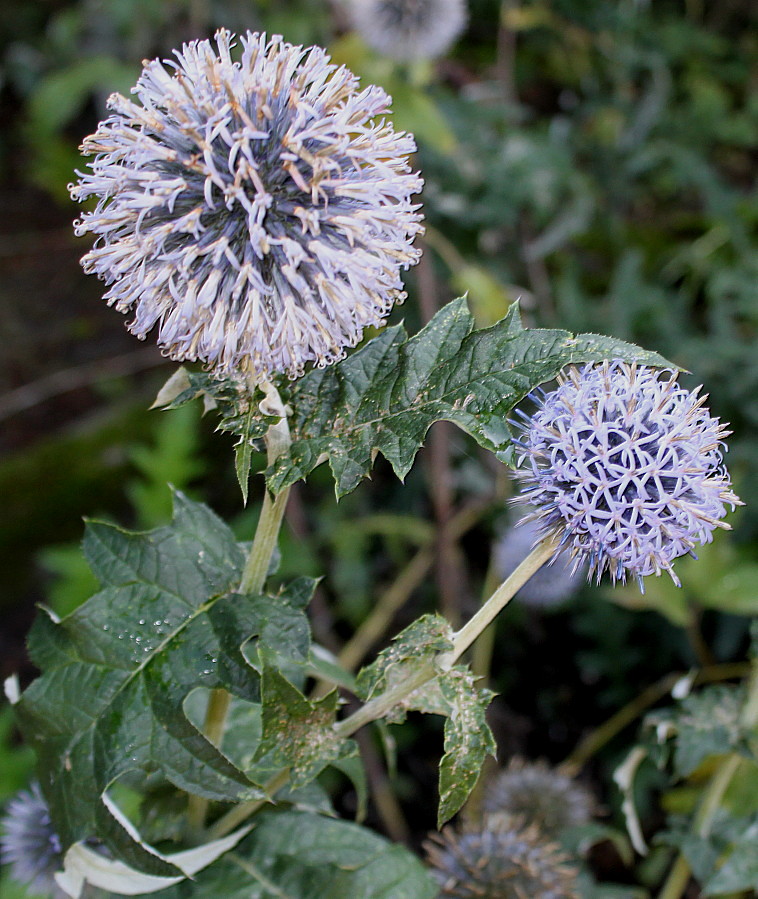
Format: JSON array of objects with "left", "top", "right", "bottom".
[{"left": 1, "top": 0, "right": 756, "bottom": 896}]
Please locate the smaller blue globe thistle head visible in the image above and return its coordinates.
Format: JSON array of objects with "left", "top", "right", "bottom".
[{"left": 511, "top": 361, "right": 742, "bottom": 592}]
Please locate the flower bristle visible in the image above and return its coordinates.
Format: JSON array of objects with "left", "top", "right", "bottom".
[
  {"left": 425, "top": 812, "right": 580, "bottom": 898},
  {"left": 511, "top": 361, "right": 741, "bottom": 591},
  {"left": 71, "top": 30, "right": 424, "bottom": 381}
]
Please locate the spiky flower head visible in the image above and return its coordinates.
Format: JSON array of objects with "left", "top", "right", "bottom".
[
  {"left": 511, "top": 361, "right": 741, "bottom": 590},
  {"left": 349, "top": 0, "right": 468, "bottom": 62},
  {"left": 1, "top": 783, "right": 65, "bottom": 897},
  {"left": 481, "top": 758, "right": 595, "bottom": 842},
  {"left": 71, "top": 30, "right": 424, "bottom": 381},
  {"left": 425, "top": 812, "right": 579, "bottom": 898},
  {"left": 494, "top": 515, "right": 585, "bottom": 608}
]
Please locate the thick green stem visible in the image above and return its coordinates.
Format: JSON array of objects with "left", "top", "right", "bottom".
[
  {"left": 239, "top": 384, "right": 292, "bottom": 595},
  {"left": 187, "top": 688, "right": 233, "bottom": 829},
  {"left": 450, "top": 535, "right": 560, "bottom": 661},
  {"left": 208, "top": 768, "right": 291, "bottom": 841},
  {"left": 335, "top": 535, "right": 559, "bottom": 739},
  {"left": 190, "top": 383, "right": 291, "bottom": 830}
]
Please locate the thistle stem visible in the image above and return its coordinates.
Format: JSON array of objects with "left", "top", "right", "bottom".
[
  {"left": 189, "top": 383, "right": 291, "bottom": 830},
  {"left": 335, "top": 535, "right": 559, "bottom": 739},
  {"left": 239, "top": 384, "right": 292, "bottom": 595},
  {"left": 211, "top": 530, "right": 557, "bottom": 838},
  {"left": 450, "top": 535, "right": 560, "bottom": 661},
  {"left": 187, "top": 688, "right": 233, "bottom": 828}
]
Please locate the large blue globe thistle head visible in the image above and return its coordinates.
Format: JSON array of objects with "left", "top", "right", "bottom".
[
  {"left": 71, "top": 31, "right": 424, "bottom": 381},
  {"left": 511, "top": 361, "right": 741, "bottom": 591}
]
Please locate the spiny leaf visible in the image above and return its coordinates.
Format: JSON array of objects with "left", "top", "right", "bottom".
[
  {"left": 163, "top": 299, "right": 672, "bottom": 498},
  {"left": 355, "top": 616, "right": 495, "bottom": 824},
  {"left": 16, "top": 491, "right": 313, "bottom": 875},
  {"left": 268, "top": 297, "right": 673, "bottom": 496}
]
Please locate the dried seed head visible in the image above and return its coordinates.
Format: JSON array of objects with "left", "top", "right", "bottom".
[
  {"left": 481, "top": 758, "right": 595, "bottom": 843},
  {"left": 71, "top": 30, "right": 424, "bottom": 381},
  {"left": 425, "top": 812, "right": 580, "bottom": 898}
]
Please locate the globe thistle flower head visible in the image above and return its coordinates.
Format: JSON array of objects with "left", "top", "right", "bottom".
[
  {"left": 511, "top": 361, "right": 741, "bottom": 591},
  {"left": 425, "top": 812, "right": 579, "bottom": 898},
  {"left": 71, "top": 30, "right": 424, "bottom": 381},
  {"left": 494, "top": 515, "right": 585, "bottom": 608},
  {"left": 481, "top": 758, "right": 595, "bottom": 843},
  {"left": 349, "top": 0, "right": 468, "bottom": 62},
  {"left": 1, "top": 783, "right": 65, "bottom": 897}
]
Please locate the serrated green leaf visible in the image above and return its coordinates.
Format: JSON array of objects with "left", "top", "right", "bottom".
[
  {"left": 162, "top": 300, "right": 671, "bottom": 498},
  {"left": 354, "top": 615, "right": 494, "bottom": 826},
  {"left": 266, "top": 297, "right": 673, "bottom": 495},
  {"left": 433, "top": 668, "right": 497, "bottom": 826},
  {"left": 255, "top": 666, "right": 358, "bottom": 786},
  {"left": 157, "top": 808, "right": 437, "bottom": 898},
  {"left": 16, "top": 491, "right": 313, "bottom": 874}
]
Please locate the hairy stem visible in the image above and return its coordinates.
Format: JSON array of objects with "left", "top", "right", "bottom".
[
  {"left": 335, "top": 536, "right": 559, "bottom": 739},
  {"left": 208, "top": 768, "right": 291, "bottom": 841},
  {"left": 190, "top": 383, "right": 291, "bottom": 829},
  {"left": 450, "top": 535, "right": 560, "bottom": 660},
  {"left": 239, "top": 384, "right": 292, "bottom": 595}
]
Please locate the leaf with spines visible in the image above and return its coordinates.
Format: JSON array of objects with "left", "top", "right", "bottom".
[
  {"left": 355, "top": 615, "right": 495, "bottom": 824},
  {"left": 162, "top": 298, "right": 672, "bottom": 498},
  {"left": 425, "top": 668, "right": 496, "bottom": 827},
  {"left": 356, "top": 614, "right": 454, "bottom": 723},
  {"left": 16, "top": 491, "right": 314, "bottom": 875},
  {"left": 266, "top": 297, "right": 672, "bottom": 496}
]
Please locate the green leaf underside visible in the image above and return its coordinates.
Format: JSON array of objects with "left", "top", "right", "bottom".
[
  {"left": 672, "top": 685, "right": 747, "bottom": 777},
  {"left": 356, "top": 615, "right": 495, "bottom": 825},
  {"left": 157, "top": 809, "right": 437, "bottom": 898},
  {"left": 165, "top": 298, "right": 671, "bottom": 498},
  {"left": 255, "top": 665, "right": 358, "bottom": 786},
  {"left": 16, "top": 491, "right": 314, "bottom": 875},
  {"left": 356, "top": 614, "right": 454, "bottom": 715}
]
